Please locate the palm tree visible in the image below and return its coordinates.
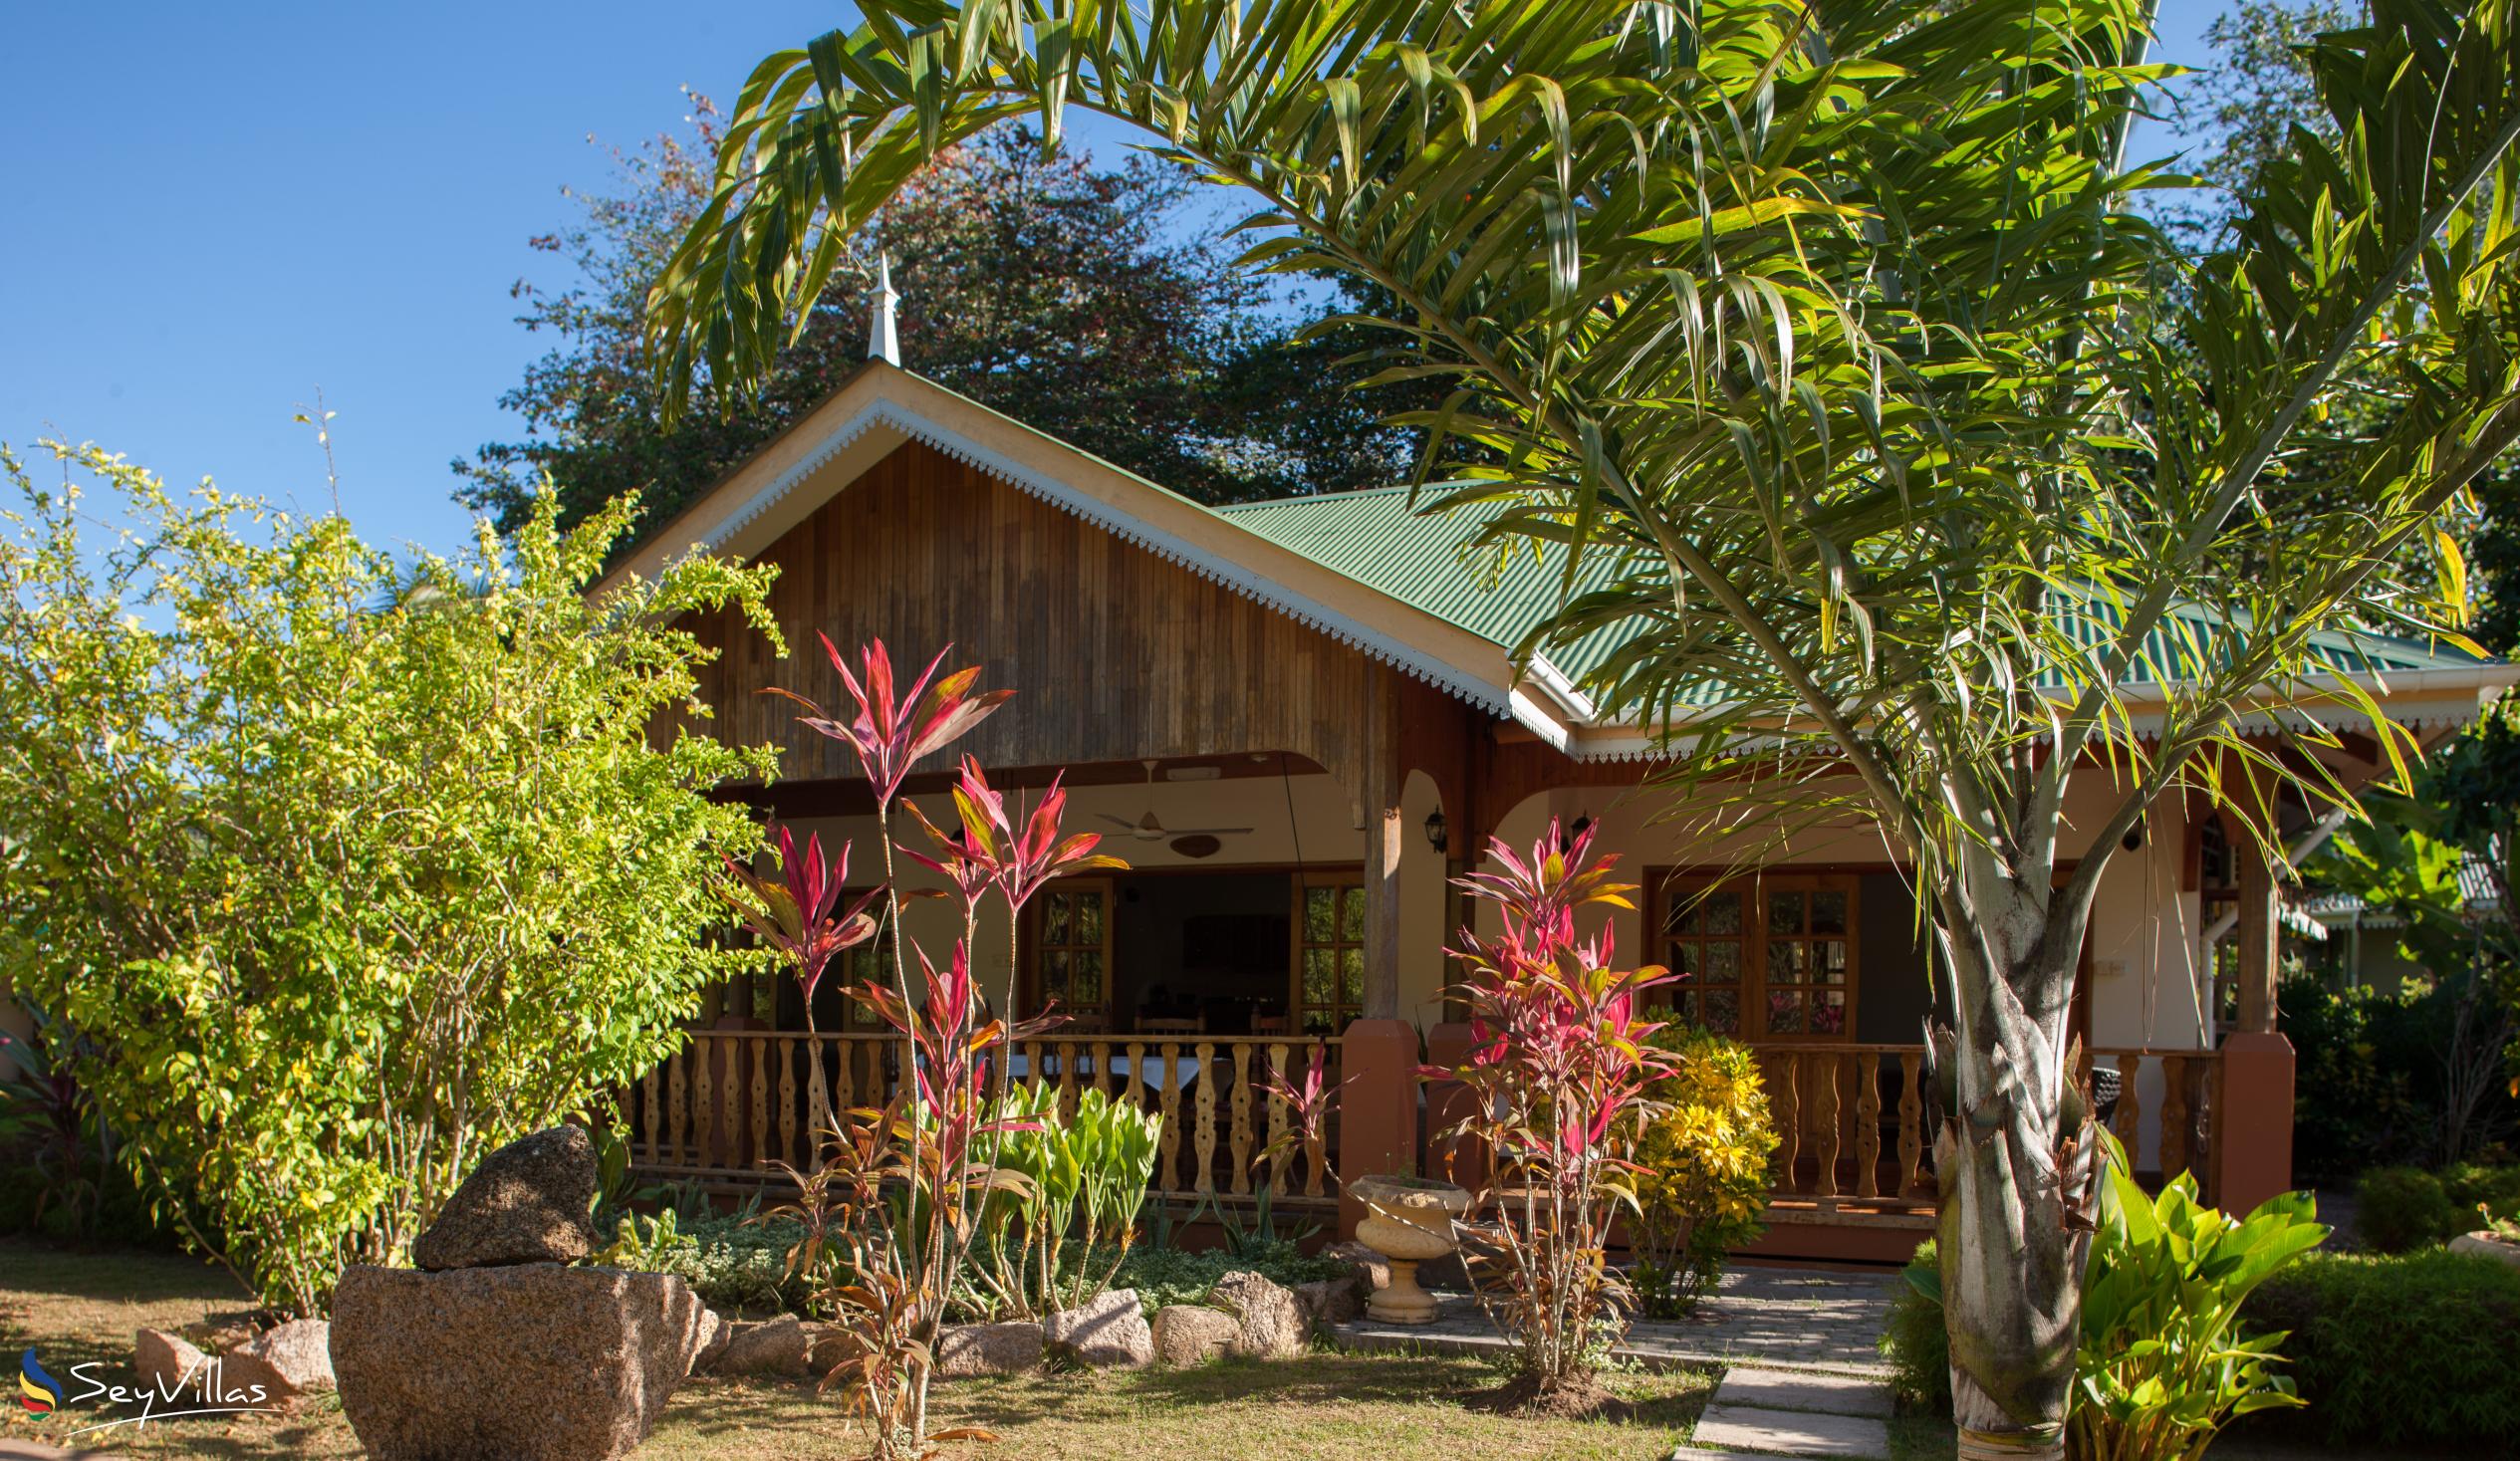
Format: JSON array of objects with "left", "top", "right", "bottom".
[{"left": 644, "top": 1, "right": 2520, "bottom": 1453}]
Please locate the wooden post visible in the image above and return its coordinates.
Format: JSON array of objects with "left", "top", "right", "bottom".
[
  {"left": 1359, "top": 664, "right": 1404, "bottom": 1021},
  {"left": 2215, "top": 764, "right": 2299, "bottom": 1212},
  {"left": 2235, "top": 818, "right": 2282, "bottom": 1035}
]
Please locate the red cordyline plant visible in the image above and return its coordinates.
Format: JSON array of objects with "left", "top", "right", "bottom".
[
  {"left": 735, "top": 638, "right": 1121, "bottom": 1460},
  {"left": 1430, "top": 820, "right": 1676, "bottom": 1407},
  {"left": 722, "top": 828, "right": 886, "bottom": 1124}
]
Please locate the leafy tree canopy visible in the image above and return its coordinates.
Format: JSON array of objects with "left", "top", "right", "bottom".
[
  {"left": 456, "top": 100, "right": 1415, "bottom": 549},
  {"left": 0, "top": 441, "right": 780, "bottom": 1314}
]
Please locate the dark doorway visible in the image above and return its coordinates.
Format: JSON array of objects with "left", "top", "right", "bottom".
[{"left": 1113, "top": 871, "right": 1292, "bottom": 1035}]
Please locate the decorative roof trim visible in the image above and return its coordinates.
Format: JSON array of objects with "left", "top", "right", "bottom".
[{"left": 687, "top": 393, "right": 1528, "bottom": 721}]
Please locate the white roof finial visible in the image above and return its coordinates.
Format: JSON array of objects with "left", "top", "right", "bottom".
[{"left": 871, "top": 252, "right": 900, "bottom": 365}]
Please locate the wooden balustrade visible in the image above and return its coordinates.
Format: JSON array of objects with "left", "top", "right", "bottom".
[
  {"left": 624, "top": 1031, "right": 1343, "bottom": 1206},
  {"left": 1750, "top": 1042, "right": 2224, "bottom": 1221},
  {"left": 625, "top": 1030, "right": 2225, "bottom": 1230}
]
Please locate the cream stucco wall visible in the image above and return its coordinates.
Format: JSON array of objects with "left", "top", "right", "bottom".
[{"left": 1479, "top": 766, "right": 2213, "bottom": 1055}]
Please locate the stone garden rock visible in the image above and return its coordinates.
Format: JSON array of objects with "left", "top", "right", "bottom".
[
  {"left": 331, "top": 1262, "right": 712, "bottom": 1461},
  {"left": 410, "top": 1125, "right": 601, "bottom": 1272},
  {"left": 1210, "top": 1271, "right": 1306, "bottom": 1359},
  {"left": 133, "top": 1329, "right": 204, "bottom": 1392},
  {"left": 1044, "top": 1289, "right": 1153, "bottom": 1369},
  {"left": 806, "top": 1323, "right": 863, "bottom": 1375},
  {"left": 1149, "top": 1306, "right": 1239, "bottom": 1366},
  {"left": 231, "top": 1318, "right": 335, "bottom": 1397},
  {"left": 1295, "top": 1276, "right": 1364, "bottom": 1326},
  {"left": 708, "top": 1316, "right": 813, "bottom": 1378},
  {"left": 691, "top": 1310, "right": 731, "bottom": 1374},
  {"left": 934, "top": 1321, "right": 1045, "bottom": 1378}
]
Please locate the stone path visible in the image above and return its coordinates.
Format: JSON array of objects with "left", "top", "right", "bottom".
[
  {"left": 1675, "top": 1365, "right": 1893, "bottom": 1459},
  {"left": 1330, "top": 1264, "right": 1900, "bottom": 1377}
]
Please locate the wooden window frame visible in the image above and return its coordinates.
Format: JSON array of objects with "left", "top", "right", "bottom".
[
  {"left": 1021, "top": 876, "right": 1117, "bottom": 1027},
  {"left": 1646, "top": 869, "right": 1862, "bottom": 1042},
  {"left": 1291, "top": 872, "right": 1367, "bottom": 1036}
]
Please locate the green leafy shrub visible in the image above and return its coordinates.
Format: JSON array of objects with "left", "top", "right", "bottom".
[
  {"left": 0, "top": 443, "right": 781, "bottom": 1314},
  {"left": 1886, "top": 1148, "right": 2326, "bottom": 1461},
  {"left": 593, "top": 1206, "right": 814, "bottom": 1314},
  {"left": 2067, "top": 1153, "right": 2325, "bottom": 1459},
  {"left": 1630, "top": 1026, "right": 1777, "bottom": 1319},
  {"left": 2441, "top": 1161, "right": 2520, "bottom": 1227},
  {"left": 2280, "top": 968, "right": 2441, "bottom": 1182},
  {"left": 968, "top": 1085, "right": 1162, "bottom": 1317},
  {"left": 1880, "top": 1240, "right": 1951, "bottom": 1415},
  {"left": 2355, "top": 1166, "right": 2462, "bottom": 1251},
  {"left": 2353, "top": 1163, "right": 2520, "bottom": 1251},
  {"left": 2241, "top": 1248, "right": 2520, "bottom": 1448}
]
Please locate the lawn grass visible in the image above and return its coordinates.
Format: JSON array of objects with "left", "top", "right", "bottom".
[{"left": 1, "top": 1238, "right": 1715, "bottom": 1460}]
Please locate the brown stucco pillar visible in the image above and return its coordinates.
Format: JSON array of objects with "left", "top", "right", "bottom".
[
  {"left": 2215, "top": 1032, "right": 2297, "bottom": 1213},
  {"left": 1337, "top": 1019, "right": 1420, "bottom": 1238},
  {"left": 1359, "top": 665, "right": 1404, "bottom": 1020}
]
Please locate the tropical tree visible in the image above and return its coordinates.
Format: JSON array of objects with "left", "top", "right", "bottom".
[
  {"left": 0, "top": 441, "right": 781, "bottom": 1313},
  {"left": 640, "top": 0, "right": 2520, "bottom": 1452},
  {"left": 458, "top": 104, "right": 1416, "bottom": 549}
]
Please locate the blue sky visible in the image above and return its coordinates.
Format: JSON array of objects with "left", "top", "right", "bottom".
[{"left": 3, "top": 1, "right": 2226, "bottom": 559}]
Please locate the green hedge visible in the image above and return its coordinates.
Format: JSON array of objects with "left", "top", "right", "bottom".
[
  {"left": 2239, "top": 1248, "right": 2520, "bottom": 1449},
  {"left": 1885, "top": 1237, "right": 2520, "bottom": 1452},
  {"left": 2355, "top": 1163, "right": 2520, "bottom": 1252}
]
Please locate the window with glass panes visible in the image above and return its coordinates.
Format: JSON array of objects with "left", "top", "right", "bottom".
[
  {"left": 1030, "top": 878, "right": 1114, "bottom": 1022},
  {"left": 1656, "top": 884, "right": 1748, "bottom": 1034},
  {"left": 1649, "top": 873, "right": 1859, "bottom": 1040},
  {"left": 1294, "top": 876, "right": 1366, "bottom": 1034}
]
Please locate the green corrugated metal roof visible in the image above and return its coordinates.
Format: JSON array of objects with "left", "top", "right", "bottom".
[
  {"left": 1216, "top": 486, "right": 2492, "bottom": 705},
  {"left": 1215, "top": 487, "right": 1631, "bottom": 673}
]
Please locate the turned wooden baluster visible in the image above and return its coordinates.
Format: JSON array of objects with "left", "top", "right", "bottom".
[
  {"left": 1091, "top": 1040, "right": 1114, "bottom": 1100},
  {"left": 777, "top": 1038, "right": 799, "bottom": 1169},
  {"left": 1057, "top": 1040, "right": 1079, "bottom": 1119},
  {"left": 1194, "top": 1041, "right": 1219, "bottom": 1194},
  {"left": 640, "top": 1066, "right": 662, "bottom": 1166},
  {"left": 1814, "top": 1054, "right": 1843, "bottom": 1200},
  {"left": 1229, "top": 1045, "right": 1255, "bottom": 1196},
  {"left": 2161, "top": 1055, "right": 2192, "bottom": 1181},
  {"left": 696, "top": 1041, "right": 721, "bottom": 1168},
  {"left": 831, "top": 1038, "right": 862, "bottom": 1128},
  {"left": 667, "top": 1049, "right": 688, "bottom": 1166},
  {"left": 719, "top": 1042, "right": 741, "bottom": 1167},
  {"left": 750, "top": 1041, "right": 771, "bottom": 1167},
  {"left": 1157, "top": 1042, "right": 1183, "bottom": 1193},
  {"left": 1856, "top": 1052, "right": 1883, "bottom": 1201},
  {"left": 2113, "top": 1053, "right": 2143, "bottom": 1165},
  {"left": 1896, "top": 1052, "right": 1924, "bottom": 1199},
  {"left": 1265, "top": 1043, "right": 1292, "bottom": 1196},
  {"left": 1773, "top": 1055, "right": 1803, "bottom": 1194}
]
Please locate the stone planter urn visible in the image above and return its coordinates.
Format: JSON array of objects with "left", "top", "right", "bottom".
[
  {"left": 2450, "top": 1230, "right": 2520, "bottom": 1271},
  {"left": 1349, "top": 1174, "right": 1471, "bottom": 1325}
]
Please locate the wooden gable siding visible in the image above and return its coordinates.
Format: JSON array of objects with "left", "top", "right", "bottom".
[{"left": 684, "top": 440, "right": 1409, "bottom": 803}]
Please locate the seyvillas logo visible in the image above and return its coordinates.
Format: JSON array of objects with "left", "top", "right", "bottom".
[
  {"left": 15, "top": 1342, "right": 281, "bottom": 1435},
  {"left": 19, "top": 1349, "right": 62, "bottom": 1414}
]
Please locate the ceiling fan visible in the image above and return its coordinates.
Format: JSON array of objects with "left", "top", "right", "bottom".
[{"left": 1100, "top": 759, "right": 1254, "bottom": 843}]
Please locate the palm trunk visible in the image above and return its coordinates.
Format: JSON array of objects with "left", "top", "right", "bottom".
[{"left": 1931, "top": 873, "right": 2098, "bottom": 1461}]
